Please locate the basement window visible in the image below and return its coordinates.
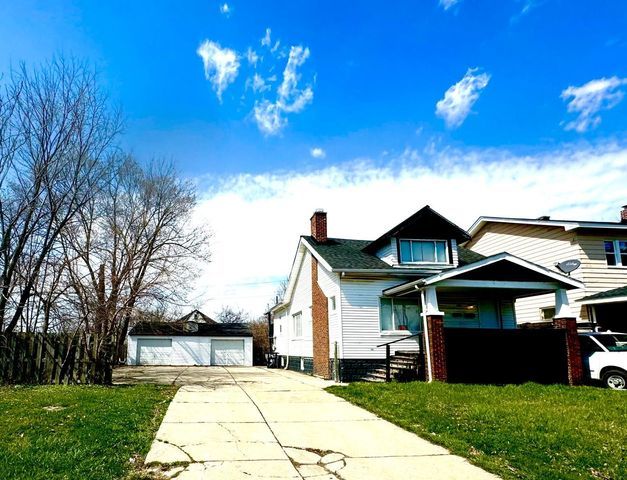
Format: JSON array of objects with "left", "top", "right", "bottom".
[
  {"left": 604, "top": 240, "right": 627, "bottom": 267},
  {"left": 379, "top": 298, "right": 421, "bottom": 333},
  {"left": 541, "top": 307, "right": 555, "bottom": 322}
]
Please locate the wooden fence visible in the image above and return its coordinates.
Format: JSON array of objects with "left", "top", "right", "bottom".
[{"left": 0, "top": 332, "right": 113, "bottom": 385}]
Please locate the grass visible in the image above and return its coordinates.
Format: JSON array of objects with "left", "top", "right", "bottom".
[
  {"left": 0, "top": 384, "right": 176, "bottom": 480},
  {"left": 327, "top": 382, "right": 626, "bottom": 480}
]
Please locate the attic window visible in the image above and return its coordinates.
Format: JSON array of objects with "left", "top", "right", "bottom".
[{"left": 399, "top": 240, "right": 448, "bottom": 264}]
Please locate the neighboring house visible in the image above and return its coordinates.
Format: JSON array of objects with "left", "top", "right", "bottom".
[
  {"left": 465, "top": 206, "right": 627, "bottom": 332},
  {"left": 270, "top": 207, "right": 583, "bottom": 383},
  {"left": 127, "top": 309, "right": 253, "bottom": 366}
]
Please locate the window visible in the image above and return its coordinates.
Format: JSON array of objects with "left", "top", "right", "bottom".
[
  {"left": 604, "top": 240, "right": 627, "bottom": 267},
  {"left": 292, "top": 312, "right": 302, "bottom": 337},
  {"left": 540, "top": 307, "right": 556, "bottom": 322},
  {"left": 579, "top": 336, "right": 603, "bottom": 356},
  {"left": 379, "top": 298, "right": 421, "bottom": 332},
  {"left": 399, "top": 240, "right": 448, "bottom": 264},
  {"left": 329, "top": 296, "right": 336, "bottom": 311},
  {"left": 441, "top": 301, "right": 479, "bottom": 328},
  {"left": 592, "top": 333, "right": 627, "bottom": 352}
]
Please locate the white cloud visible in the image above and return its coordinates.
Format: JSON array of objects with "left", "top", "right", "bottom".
[
  {"left": 252, "top": 45, "right": 314, "bottom": 135},
  {"left": 439, "top": 0, "right": 460, "bottom": 10},
  {"left": 219, "top": 3, "right": 230, "bottom": 15},
  {"left": 254, "top": 100, "right": 284, "bottom": 134},
  {"left": 191, "top": 143, "right": 627, "bottom": 317},
  {"left": 249, "top": 73, "right": 270, "bottom": 93},
  {"left": 310, "top": 147, "right": 326, "bottom": 159},
  {"left": 561, "top": 77, "right": 627, "bottom": 133},
  {"left": 196, "top": 40, "right": 240, "bottom": 101},
  {"left": 511, "top": 1, "right": 544, "bottom": 23},
  {"left": 246, "top": 47, "right": 259, "bottom": 66},
  {"left": 436, "top": 68, "right": 491, "bottom": 128},
  {"left": 261, "top": 28, "right": 272, "bottom": 47}
]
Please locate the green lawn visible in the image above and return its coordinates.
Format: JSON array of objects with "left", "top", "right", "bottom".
[
  {"left": 0, "top": 384, "right": 176, "bottom": 480},
  {"left": 327, "top": 382, "right": 626, "bottom": 480}
]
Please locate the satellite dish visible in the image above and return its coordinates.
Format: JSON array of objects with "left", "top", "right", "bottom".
[{"left": 556, "top": 259, "right": 581, "bottom": 274}]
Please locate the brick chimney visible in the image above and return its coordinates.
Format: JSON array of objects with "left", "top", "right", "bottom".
[
  {"left": 310, "top": 209, "right": 327, "bottom": 242},
  {"left": 621, "top": 205, "right": 627, "bottom": 224}
]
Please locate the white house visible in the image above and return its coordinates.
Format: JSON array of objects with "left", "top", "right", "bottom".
[
  {"left": 270, "top": 207, "right": 585, "bottom": 384},
  {"left": 127, "top": 310, "right": 253, "bottom": 366}
]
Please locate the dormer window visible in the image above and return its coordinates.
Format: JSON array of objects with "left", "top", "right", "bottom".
[{"left": 399, "top": 239, "right": 448, "bottom": 264}]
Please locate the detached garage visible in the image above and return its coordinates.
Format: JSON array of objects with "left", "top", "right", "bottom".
[{"left": 127, "top": 312, "right": 253, "bottom": 366}]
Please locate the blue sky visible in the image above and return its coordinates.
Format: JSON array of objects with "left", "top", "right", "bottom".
[
  {"left": 1, "top": 0, "right": 626, "bottom": 176},
  {"left": 1, "top": 0, "right": 626, "bottom": 315}
]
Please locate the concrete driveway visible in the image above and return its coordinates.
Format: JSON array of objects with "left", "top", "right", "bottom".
[{"left": 117, "top": 366, "right": 498, "bottom": 480}]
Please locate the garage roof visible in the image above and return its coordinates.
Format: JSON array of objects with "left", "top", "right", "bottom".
[{"left": 129, "top": 321, "right": 252, "bottom": 337}]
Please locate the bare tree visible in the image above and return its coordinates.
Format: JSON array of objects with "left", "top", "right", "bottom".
[
  {"left": 249, "top": 315, "right": 270, "bottom": 364},
  {"left": 0, "top": 58, "right": 121, "bottom": 333},
  {"left": 61, "top": 156, "right": 211, "bottom": 361},
  {"left": 264, "top": 277, "right": 288, "bottom": 313},
  {"left": 217, "top": 305, "right": 249, "bottom": 323}
]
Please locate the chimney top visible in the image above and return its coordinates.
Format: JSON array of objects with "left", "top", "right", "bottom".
[
  {"left": 621, "top": 205, "right": 627, "bottom": 223},
  {"left": 537, "top": 215, "right": 551, "bottom": 221},
  {"left": 310, "top": 210, "right": 328, "bottom": 243}
]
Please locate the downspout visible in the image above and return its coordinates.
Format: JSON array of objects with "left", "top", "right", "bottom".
[
  {"left": 284, "top": 313, "right": 290, "bottom": 370},
  {"left": 419, "top": 287, "right": 433, "bottom": 383}
]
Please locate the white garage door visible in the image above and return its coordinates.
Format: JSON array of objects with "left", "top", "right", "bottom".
[
  {"left": 211, "top": 340, "right": 245, "bottom": 365},
  {"left": 138, "top": 338, "right": 172, "bottom": 365}
]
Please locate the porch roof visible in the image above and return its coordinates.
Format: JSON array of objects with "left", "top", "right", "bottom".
[
  {"left": 383, "top": 252, "right": 585, "bottom": 297},
  {"left": 580, "top": 285, "right": 627, "bottom": 305}
]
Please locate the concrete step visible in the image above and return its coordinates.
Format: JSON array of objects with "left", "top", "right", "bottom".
[
  {"left": 392, "top": 352, "right": 422, "bottom": 359},
  {"left": 390, "top": 357, "right": 418, "bottom": 365}
]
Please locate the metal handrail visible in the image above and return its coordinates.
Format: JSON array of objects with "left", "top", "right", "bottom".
[
  {"left": 375, "top": 332, "right": 422, "bottom": 348},
  {"left": 374, "top": 332, "right": 423, "bottom": 382}
]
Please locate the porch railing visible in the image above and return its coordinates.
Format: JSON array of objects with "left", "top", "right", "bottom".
[{"left": 375, "top": 333, "right": 424, "bottom": 382}]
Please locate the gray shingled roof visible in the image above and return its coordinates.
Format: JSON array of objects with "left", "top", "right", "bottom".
[
  {"left": 581, "top": 285, "right": 627, "bottom": 302},
  {"left": 129, "top": 321, "right": 252, "bottom": 337},
  {"left": 302, "top": 235, "right": 485, "bottom": 270}
]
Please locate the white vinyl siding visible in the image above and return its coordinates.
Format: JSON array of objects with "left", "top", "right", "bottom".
[
  {"left": 279, "top": 251, "right": 313, "bottom": 358},
  {"left": 340, "top": 277, "right": 422, "bottom": 359},
  {"left": 375, "top": 238, "right": 399, "bottom": 266},
  {"left": 577, "top": 233, "right": 627, "bottom": 295},
  {"left": 450, "top": 239, "right": 459, "bottom": 266}
]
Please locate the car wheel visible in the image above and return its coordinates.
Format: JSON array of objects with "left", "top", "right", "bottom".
[{"left": 602, "top": 370, "right": 627, "bottom": 390}]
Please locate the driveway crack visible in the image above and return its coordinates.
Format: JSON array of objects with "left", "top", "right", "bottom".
[{"left": 224, "top": 367, "right": 306, "bottom": 480}]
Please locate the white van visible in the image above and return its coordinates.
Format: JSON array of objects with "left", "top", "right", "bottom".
[{"left": 578, "top": 332, "right": 627, "bottom": 390}]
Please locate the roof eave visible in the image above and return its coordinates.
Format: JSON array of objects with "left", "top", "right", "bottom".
[{"left": 468, "top": 216, "right": 627, "bottom": 237}]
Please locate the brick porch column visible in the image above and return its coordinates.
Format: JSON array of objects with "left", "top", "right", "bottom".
[
  {"left": 422, "top": 286, "right": 447, "bottom": 382},
  {"left": 553, "top": 289, "right": 584, "bottom": 386},
  {"left": 426, "top": 315, "right": 447, "bottom": 382}
]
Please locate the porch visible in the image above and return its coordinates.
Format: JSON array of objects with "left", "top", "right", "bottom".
[{"left": 381, "top": 253, "right": 586, "bottom": 385}]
